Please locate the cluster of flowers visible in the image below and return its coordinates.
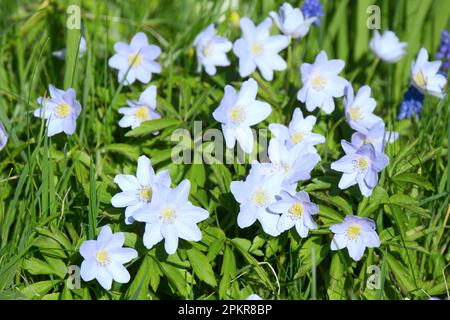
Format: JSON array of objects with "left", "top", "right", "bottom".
[{"left": 0, "top": 1, "right": 447, "bottom": 291}]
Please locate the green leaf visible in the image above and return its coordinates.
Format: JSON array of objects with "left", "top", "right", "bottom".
[
  {"left": 126, "top": 255, "right": 156, "bottom": 300},
  {"left": 327, "top": 253, "right": 346, "bottom": 300},
  {"left": 389, "top": 194, "right": 431, "bottom": 217},
  {"left": 219, "top": 246, "right": 236, "bottom": 299},
  {"left": 21, "top": 280, "right": 60, "bottom": 300},
  {"left": 125, "top": 118, "right": 180, "bottom": 137},
  {"left": 186, "top": 247, "right": 217, "bottom": 287},
  {"left": 104, "top": 143, "right": 140, "bottom": 160},
  {"left": 392, "top": 173, "right": 434, "bottom": 191},
  {"left": 384, "top": 252, "right": 417, "bottom": 293}
]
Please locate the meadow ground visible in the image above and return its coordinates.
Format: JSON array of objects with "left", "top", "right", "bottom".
[{"left": 0, "top": 0, "right": 449, "bottom": 300}]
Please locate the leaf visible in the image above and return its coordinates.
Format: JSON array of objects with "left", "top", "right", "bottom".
[
  {"left": 21, "top": 280, "right": 59, "bottom": 300},
  {"left": 230, "top": 238, "right": 274, "bottom": 291},
  {"left": 186, "top": 247, "right": 217, "bottom": 287},
  {"left": 296, "top": 236, "right": 329, "bottom": 278},
  {"left": 219, "top": 246, "right": 236, "bottom": 299},
  {"left": 327, "top": 253, "right": 346, "bottom": 300},
  {"left": 392, "top": 173, "right": 434, "bottom": 191},
  {"left": 126, "top": 255, "right": 155, "bottom": 300},
  {"left": 125, "top": 118, "right": 179, "bottom": 137},
  {"left": 384, "top": 252, "right": 417, "bottom": 293},
  {"left": 104, "top": 143, "right": 140, "bottom": 160},
  {"left": 389, "top": 194, "right": 431, "bottom": 217},
  {"left": 158, "top": 261, "right": 189, "bottom": 298}
]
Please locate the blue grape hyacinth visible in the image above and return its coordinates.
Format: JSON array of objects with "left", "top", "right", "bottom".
[
  {"left": 435, "top": 29, "right": 449, "bottom": 74},
  {"left": 302, "top": 0, "right": 323, "bottom": 26},
  {"left": 398, "top": 85, "right": 424, "bottom": 120}
]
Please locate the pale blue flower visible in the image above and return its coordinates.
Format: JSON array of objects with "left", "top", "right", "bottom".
[
  {"left": 0, "top": 121, "right": 8, "bottom": 151},
  {"left": 297, "top": 51, "right": 348, "bottom": 114},
  {"left": 233, "top": 17, "right": 289, "bottom": 81},
  {"left": 79, "top": 225, "right": 138, "bottom": 290},
  {"left": 52, "top": 36, "right": 87, "bottom": 60},
  {"left": 246, "top": 294, "right": 263, "bottom": 300},
  {"left": 269, "top": 107, "right": 325, "bottom": 152},
  {"left": 330, "top": 215, "right": 380, "bottom": 261},
  {"left": 133, "top": 179, "right": 209, "bottom": 254},
  {"left": 34, "top": 85, "right": 82, "bottom": 137},
  {"left": 212, "top": 78, "right": 271, "bottom": 153},
  {"left": 350, "top": 121, "right": 398, "bottom": 153},
  {"left": 108, "top": 32, "right": 161, "bottom": 85},
  {"left": 111, "top": 155, "right": 171, "bottom": 224},
  {"left": 269, "top": 2, "right": 316, "bottom": 39},
  {"left": 268, "top": 138, "right": 320, "bottom": 187},
  {"left": 344, "top": 85, "right": 382, "bottom": 134},
  {"left": 268, "top": 190, "right": 318, "bottom": 237},
  {"left": 193, "top": 24, "right": 232, "bottom": 75},
  {"left": 331, "top": 141, "right": 389, "bottom": 196},
  {"left": 369, "top": 30, "right": 407, "bottom": 63},
  {"left": 118, "top": 86, "right": 161, "bottom": 130},
  {"left": 230, "top": 163, "right": 285, "bottom": 236},
  {"left": 411, "top": 48, "right": 447, "bottom": 98}
]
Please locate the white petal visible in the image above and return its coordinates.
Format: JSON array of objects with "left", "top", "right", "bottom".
[
  {"left": 80, "top": 259, "right": 97, "bottom": 281},
  {"left": 79, "top": 240, "right": 97, "bottom": 259},
  {"left": 111, "top": 191, "right": 139, "bottom": 208},
  {"left": 161, "top": 225, "right": 179, "bottom": 254},
  {"left": 96, "top": 268, "right": 113, "bottom": 290},
  {"left": 107, "top": 262, "right": 131, "bottom": 283},
  {"left": 136, "top": 155, "right": 155, "bottom": 186},
  {"left": 237, "top": 204, "right": 257, "bottom": 228},
  {"left": 143, "top": 223, "right": 164, "bottom": 249},
  {"left": 330, "top": 233, "right": 347, "bottom": 251},
  {"left": 175, "top": 220, "right": 202, "bottom": 241},
  {"left": 110, "top": 247, "right": 138, "bottom": 264},
  {"left": 114, "top": 174, "right": 139, "bottom": 191}
]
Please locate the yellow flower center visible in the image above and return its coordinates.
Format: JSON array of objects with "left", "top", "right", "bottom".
[
  {"left": 311, "top": 75, "right": 326, "bottom": 91},
  {"left": 354, "top": 156, "right": 369, "bottom": 171},
  {"left": 55, "top": 103, "right": 71, "bottom": 118},
  {"left": 95, "top": 249, "right": 111, "bottom": 267},
  {"left": 413, "top": 71, "right": 427, "bottom": 87},
  {"left": 139, "top": 186, "right": 153, "bottom": 202},
  {"left": 202, "top": 42, "right": 213, "bottom": 57},
  {"left": 228, "top": 106, "right": 246, "bottom": 124},
  {"left": 135, "top": 106, "right": 149, "bottom": 122},
  {"left": 160, "top": 206, "right": 176, "bottom": 224},
  {"left": 291, "top": 132, "right": 305, "bottom": 144},
  {"left": 251, "top": 42, "right": 263, "bottom": 56},
  {"left": 348, "top": 107, "right": 363, "bottom": 121},
  {"left": 346, "top": 223, "right": 362, "bottom": 239},
  {"left": 128, "top": 53, "right": 143, "bottom": 68},
  {"left": 252, "top": 189, "right": 270, "bottom": 207},
  {"left": 289, "top": 202, "right": 304, "bottom": 219}
]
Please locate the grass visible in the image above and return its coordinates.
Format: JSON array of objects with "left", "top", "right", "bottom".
[{"left": 0, "top": 0, "right": 449, "bottom": 300}]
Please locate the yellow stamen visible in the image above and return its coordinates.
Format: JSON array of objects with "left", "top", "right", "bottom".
[
  {"left": 95, "top": 249, "right": 111, "bottom": 266},
  {"left": 160, "top": 206, "right": 176, "bottom": 224},
  {"left": 228, "top": 106, "right": 246, "bottom": 123},
  {"left": 202, "top": 42, "right": 213, "bottom": 57},
  {"left": 135, "top": 106, "right": 149, "bottom": 122},
  {"left": 346, "top": 223, "right": 362, "bottom": 239},
  {"left": 128, "top": 53, "right": 143, "bottom": 68},
  {"left": 413, "top": 71, "right": 427, "bottom": 87},
  {"left": 289, "top": 202, "right": 304, "bottom": 219},
  {"left": 354, "top": 157, "right": 369, "bottom": 171},
  {"left": 348, "top": 107, "right": 363, "bottom": 121},
  {"left": 252, "top": 189, "right": 269, "bottom": 207},
  {"left": 291, "top": 132, "right": 305, "bottom": 144},
  {"left": 55, "top": 103, "right": 71, "bottom": 118},
  {"left": 311, "top": 75, "right": 326, "bottom": 91},
  {"left": 229, "top": 11, "right": 240, "bottom": 28},
  {"left": 251, "top": 43, "right": 263, "bottom": 56},
  {"left": 139, "top": 186, "right": 152, "bottom": 202}
]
